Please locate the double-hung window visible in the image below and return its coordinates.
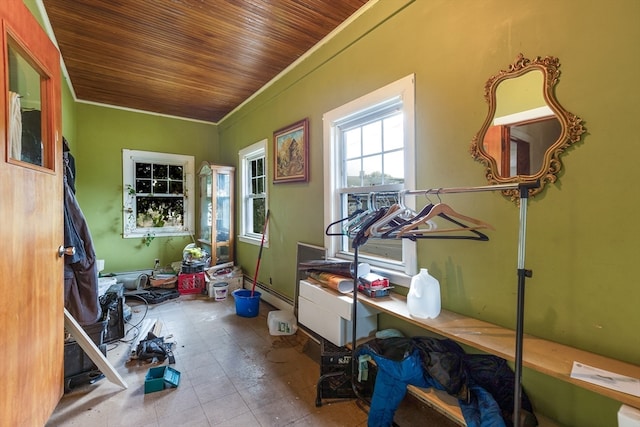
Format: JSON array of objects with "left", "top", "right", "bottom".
[
  {"left": 122, "top": 149, "right": 194, "bottom": 238},
  {"left": 323, "top": 75, "right": 416, "bottom": 284},
  {"left": 239, "top": 139, "right": 268, "bottom": 245}
]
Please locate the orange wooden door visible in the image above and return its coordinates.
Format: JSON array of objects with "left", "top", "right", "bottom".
[
  {"left": 482, "top": 125, "right": 504, "bottom": 176},
  {"left": 0, "top": 1, "right": 64, "bottom": 425}
]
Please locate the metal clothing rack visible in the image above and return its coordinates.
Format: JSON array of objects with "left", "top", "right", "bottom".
[{"left": 345, "top": 181, "right": 539, "bottom": 427}]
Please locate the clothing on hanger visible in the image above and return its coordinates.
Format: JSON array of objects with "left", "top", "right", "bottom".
[{"left": 397, "top": 203, "right": 494, "bottom": 238}]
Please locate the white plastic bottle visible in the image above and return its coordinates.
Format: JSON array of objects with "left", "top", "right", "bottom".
[{"left": 407, "top": 268, "right": 441, "bottom": 319}]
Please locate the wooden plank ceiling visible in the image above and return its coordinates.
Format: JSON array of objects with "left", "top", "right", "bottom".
[{"left": 42, "top": 0, "right": 368, "bottom": 123}]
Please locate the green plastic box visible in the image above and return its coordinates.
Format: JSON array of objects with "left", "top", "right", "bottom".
[{"left": 144, "top": 366, "right": 181, "bottom": 394}]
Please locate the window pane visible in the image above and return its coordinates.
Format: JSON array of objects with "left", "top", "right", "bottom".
[
  {"left": 154, "top": 180, "right": 168, "bottom": 194},
  {"left": 136, "top": 179, "right": 151, "bottom": 193},
  {"left": 252, "top": 198, "right": 266, "bottom": 233},
  {"left": 153, "top": 164, "right": 168, "bottom": 179},
  {"left": 383, "top": 114, "right": 404, "bottom": 150},
  {"left": 384, "top": 151, "right": 404, "bottom": 184},
  {"left": 362, "top": 154, "right": 383, "bottom": 186},
  {"left": 346, "top": 158, "right": 362, "bottom": 187},
  {"left": 136, "top": 196, "right": 184, "bottom": 227},
  {"left": 346, "top": 193, "right": 367, "bottom": 214},
  {"left": 169, "top": 181, "right": 183, "bottom": 194},
  {"left": 136, "top": 163, "right": 152, "bottom": 178},
  {"left": 344, "top": 129, "right": 361, "bottom": 158},
  {"left": 359, "top": 239, "right": 403, "bottom": 262},
  {"left": 256, "top": 158, "right": 264, "bottom": 176},
  {"left": 169, "top": 165, "right": 183, "bottom": 180},
  {"left": 362, "top": 121, "right": 382, "bottom": 156}
]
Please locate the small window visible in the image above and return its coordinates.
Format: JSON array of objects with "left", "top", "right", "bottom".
[
  {"left": 122, "top": 149, "right": 194, "bottom": 238},
  {"left": 323, "top": 75, "right": 416, "bottom": 283},
  {"left": 239, "top": 139, "right": 268, "bottom": 245}
]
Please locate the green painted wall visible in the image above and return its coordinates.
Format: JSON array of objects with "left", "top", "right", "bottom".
[
  {"left": 218, "top": 1, "right": 640, "bottom": 426},
  {"left": 25, "top": 0, "right": 640, "bottom": 424},
  {"left": 60, "top": 77, "right": 76, "bottom": 148},
  {"left": 72, "top": 104, "right": 217, "bottom": 273}
]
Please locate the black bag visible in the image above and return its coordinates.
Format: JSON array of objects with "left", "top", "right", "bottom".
[{"left": 136, "top": 332, "right": 175, "bottom": 364}]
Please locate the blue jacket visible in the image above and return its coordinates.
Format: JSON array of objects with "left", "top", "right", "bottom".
[{"left": 356, "top": 337, "right": 537, "bottom": 427}]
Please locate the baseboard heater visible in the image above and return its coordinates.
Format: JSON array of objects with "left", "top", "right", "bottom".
[{"left": 242, "top": 275, "right": 293, "bottom": 312}]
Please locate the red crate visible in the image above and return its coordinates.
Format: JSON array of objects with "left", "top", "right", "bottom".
[{"left": 177, "top": 272, "right": 205, "bottom": 295}]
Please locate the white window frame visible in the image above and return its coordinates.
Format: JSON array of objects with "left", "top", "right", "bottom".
[
  {"left": 323, "top": 74, "right": 416, "bottom": 285},
  {"left": 238, "top": 139, "right": 269, "bottom": 246},
  {"left": 122, "top": 149, "right": 195, "bottom": 238}
]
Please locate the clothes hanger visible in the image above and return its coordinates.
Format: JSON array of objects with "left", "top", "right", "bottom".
[
  {"left": 325, "top": 207, "right": 365, "bottom": 236},
  {"left": 325, "top": 192, "right": 380, "bottom": 237},
  {"left": 351, "top": 206, "right": 389, "bottom": 248},
  {"left": 379, "top": 201, "right": 437, "bottom": 239},
  {"left": 365, "top": 190, "right": 404, "bottom": 237},
  {"left": 367, "top": 191, "right": 436, "bottom": 237},
  {"left": 397, "top": 202, "right": 494, "bottom": 238},
  {"left": 342, "top": 193, "right": 378, "bottom": 234},
  {"left": 399, "top": 212, "right": 491, "bottom": 241}
]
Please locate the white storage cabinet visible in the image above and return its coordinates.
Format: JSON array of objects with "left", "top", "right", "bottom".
[{"left": 298, "top": 279, "right": 379, "bottom": 347}]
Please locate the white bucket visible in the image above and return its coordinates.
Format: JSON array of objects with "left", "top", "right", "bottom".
[{"left": 212, "top": 282, "right": 229, "bottom": 301}]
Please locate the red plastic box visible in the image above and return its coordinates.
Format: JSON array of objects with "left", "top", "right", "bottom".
[{"left": 177, "top": 272, "right": 205, "bottom": 295}]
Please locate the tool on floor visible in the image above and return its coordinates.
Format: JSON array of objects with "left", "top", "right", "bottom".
[{"left": 251, "top": 209, "right": 270, "bottom": 296}]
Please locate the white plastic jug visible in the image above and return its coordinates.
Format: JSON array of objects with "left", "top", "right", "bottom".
[
  {"left": 407, "top": 268, "right": 441, "bottom": 319},
  {"left": 267, "top": 310, "right": 298, "bottom": 336}
]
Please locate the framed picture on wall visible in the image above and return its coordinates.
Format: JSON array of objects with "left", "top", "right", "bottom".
[{"left": 273, "top": 118, "right": 309, "bottom": 183}]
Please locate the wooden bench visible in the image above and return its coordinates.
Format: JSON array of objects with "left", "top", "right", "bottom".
[
  {"left": 406, "top": 385, "right": 558, "bottom": 426},
  {"left": 352, "top": 292, "right": 640, "bottom": 426}
]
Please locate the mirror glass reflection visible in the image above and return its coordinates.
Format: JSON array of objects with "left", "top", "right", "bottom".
[
  {"left": 470, "top": 54, "right": 586, "bottom": 201},
  {"left": 484, "top": 70, "right": 562, "bottom": 177}
]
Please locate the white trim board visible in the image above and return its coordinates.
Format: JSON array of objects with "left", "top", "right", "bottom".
[{"left": 64, "top": 308, "right": 128, "bottom": 389}]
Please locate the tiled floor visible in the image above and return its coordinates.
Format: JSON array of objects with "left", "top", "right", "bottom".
[
  {"left": 47, "top": 293, "right": 370, "bottom": 427},
  {"left": 47, "top": 292, "right": 457, "bottom": 427}
]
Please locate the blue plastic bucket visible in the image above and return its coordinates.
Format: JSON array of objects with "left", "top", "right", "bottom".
[{"left": 232, "top": 289, "right": 261, "bottom": 318}]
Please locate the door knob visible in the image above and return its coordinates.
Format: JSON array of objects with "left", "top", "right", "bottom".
[{"left": 58, "top": 246, "right": 76, "bottom": 257}]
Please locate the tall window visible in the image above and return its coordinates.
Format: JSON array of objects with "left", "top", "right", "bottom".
[
  {"left": 239, "top": 139, "right": 268, "bottom": 245},
  {"left": 323, "top": 75, "right": 416, "bottom": 282},
  {"left": 122, "top": 149, "right": 194, "bottom": 238}
]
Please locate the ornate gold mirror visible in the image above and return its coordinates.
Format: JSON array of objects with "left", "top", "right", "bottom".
[{"left": 470, "top": 54, "right": 586, "bottom": 201}]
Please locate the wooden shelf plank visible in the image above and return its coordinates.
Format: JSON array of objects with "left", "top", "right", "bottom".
[
  {"left": 356, "top": 292, "right": 640, "bottom": 410},
  {"left": 408, "top": 386, "right": 559, "bottom": 427}
]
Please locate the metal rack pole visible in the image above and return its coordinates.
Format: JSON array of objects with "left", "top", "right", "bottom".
[
  {"left": 406, "top": 181, "right": 538, "bottom": 426},
  {"left": 513, "top": 184, "right": 533, "bottom": 427},
  {"left": 344, "top": 181, "right": 538, "bottom": 425},
  {"left": 402, "top": 182, "right": 524, "bottom": 196},
  {"left": 351, "top": 247, "right": 359, "bottom": 395}
]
